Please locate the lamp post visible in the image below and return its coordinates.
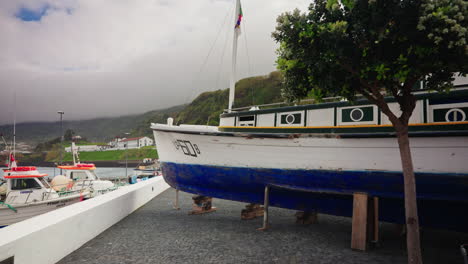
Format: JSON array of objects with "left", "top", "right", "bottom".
[
  {"left": 57, "top": 111, "right": 64, "bottom": 174},
  {"left": 124, "top": 132, "right": 130, "bottom": 179}
]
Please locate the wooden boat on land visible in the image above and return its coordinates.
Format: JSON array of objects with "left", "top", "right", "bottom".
[{"left": 151, "top": 0, "right": 468, "bottom": 232}]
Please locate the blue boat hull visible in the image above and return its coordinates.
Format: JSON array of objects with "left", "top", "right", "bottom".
[{"left": 162, "top": 162, "right": 468, "bottom": 232}]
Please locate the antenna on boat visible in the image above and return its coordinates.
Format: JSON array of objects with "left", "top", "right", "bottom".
[
  {"left": 71, "top": 142, "right": 81, "bottom": 166},
  {"left": 228, "top": 0, "right": 242, "bottom": 113},
  {"left": 12, "top": 91, "right": 16, "bottom": 163}
]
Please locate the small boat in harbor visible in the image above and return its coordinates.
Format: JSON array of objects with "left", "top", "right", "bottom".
[
  {"left": 54, "top": 142, "right": 118, "bottom": 197},
  {"left": 55, "top": 163, "right": 117, "bottom": 197},
  {"left": 128, "top": 158, "right": 161, "bottom": 184},
  {"left": 0, "top": 165, "right": 88, "bottom": 227}
]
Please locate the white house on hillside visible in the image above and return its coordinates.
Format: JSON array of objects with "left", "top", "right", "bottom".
[
  {"left": 65, "top": 145, "right": 110, "bottom": 152},
  {"left": 112, "top": 136, "right": 154, "bottom": 149}
]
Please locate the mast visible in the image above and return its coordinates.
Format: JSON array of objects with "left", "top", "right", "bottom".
[
  {"left": 12, "top": 91, "right": 16, "bottom": 162},
  {"left": 72, "top": 142, "right": 76, "bottom": 165},
  {"left": 228, "top": 0, "right": 241, "bottom": 113}
]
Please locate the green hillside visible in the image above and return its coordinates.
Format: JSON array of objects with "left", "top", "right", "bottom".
[
  {"left": 60, "top": 146, "right": 158, "bottom": 162},
  {"left": 175, "top": 71, "right": 284, "bottom": 126}
]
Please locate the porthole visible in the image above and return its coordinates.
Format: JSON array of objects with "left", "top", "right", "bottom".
[
  {"left": 445, "top": 108, "right": 466, "bottom": 122},
  {"left": 350, "top": 108, "right": 364, "bottom": 122},
  {"left": 285, "top": 114, "right": 295, "bottom": 124}
]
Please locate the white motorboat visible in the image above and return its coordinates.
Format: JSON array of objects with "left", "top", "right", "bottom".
[
  {"left": 0, "top": 166, "right": 88, "bottom": 227},
  {"left": 53, "top": 142, "right": 117, "bottom": 197},
  {"left": 55, "top": 163, "right": 117, "bottom": 197}
]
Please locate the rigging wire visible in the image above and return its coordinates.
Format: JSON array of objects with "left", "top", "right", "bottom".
[
  {"left": 185, "top": 5, "right": 234, "bottom": 104},
  {"left": 241, "top": 15, "right": 254, "bottom": 106},
  {"left": 215, "top": 18, "right": 232, "bottom": 95}
]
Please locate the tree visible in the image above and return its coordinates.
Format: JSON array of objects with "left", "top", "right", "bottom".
[
  {"left": 272, "top": 0, "right": 467, "bottom": 263},
  {"left": 64, "top": 129, "right": 75, "bottom": 141}
]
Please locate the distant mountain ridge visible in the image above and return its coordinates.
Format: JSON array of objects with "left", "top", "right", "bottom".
[
  {"left": 0, "top": 72, "right": 284, "bottom": 146},
  {"left": 0, "top": 105, "right": 185, "bottom": 145}
]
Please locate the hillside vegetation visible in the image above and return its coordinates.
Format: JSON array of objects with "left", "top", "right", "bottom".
[
  {"left": 161, "top": 71, "right": 284, "bottom": 127},
  {"left": 59, "top": 146, "right": 158, "bottom": 162}
]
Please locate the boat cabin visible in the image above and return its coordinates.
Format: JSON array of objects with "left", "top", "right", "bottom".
[
  {"left": 57, "top": 163, "right": 99, "bottom": 182},
  {"left": 56, "top": 163, "right": 115, "bottom": 196},
  {"left": 2, "top": 166, "right": 57, "bottom": 204},
  {"left": 218, "top": 87, "right": 468, "bottom": 136}
]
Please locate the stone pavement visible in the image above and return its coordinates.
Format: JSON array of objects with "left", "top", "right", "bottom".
[{"left": 59, "top": 189, "right": 468, "bottom": 264}]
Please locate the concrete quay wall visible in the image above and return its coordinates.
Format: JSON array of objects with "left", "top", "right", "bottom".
[{"left": 0, "top": 177, "right": 169, "bottom": 264}]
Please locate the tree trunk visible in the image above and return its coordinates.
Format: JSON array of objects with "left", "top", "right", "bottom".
[{"left": 395, "top": 125, "right": 423, "bottom": 264}]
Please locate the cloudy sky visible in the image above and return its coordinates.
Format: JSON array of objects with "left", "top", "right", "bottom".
[{"left": 0, "top": 0, "right": 311, "bottom": 124}]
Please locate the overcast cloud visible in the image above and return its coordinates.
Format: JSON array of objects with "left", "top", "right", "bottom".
[{"left": 0, "top": 0, "right": 310, "bottom": 124}]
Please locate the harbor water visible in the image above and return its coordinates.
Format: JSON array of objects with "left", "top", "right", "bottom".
[{"left": 1, "top": 167, "right": 131, "bottom": 181}]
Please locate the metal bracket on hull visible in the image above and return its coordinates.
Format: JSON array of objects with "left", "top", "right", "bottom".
[
  {"left": 257, "top": 186, "right": 271, "bottom": 231},
  {"left": 173, "top": 189, "right": 180, "bottom": 210}
]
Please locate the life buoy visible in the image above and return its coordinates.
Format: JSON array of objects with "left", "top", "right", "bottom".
[{"left": 11, "top": 166, "right": 37, "bottom": 172}]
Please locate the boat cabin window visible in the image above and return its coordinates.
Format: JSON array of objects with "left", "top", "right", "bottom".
[
  {"left": 238, "top": 115, "right": 255, "bottom": 127},
  {"left": 280, "top": 113, "right": 302, "bottom": 125},
  {"left": 38, "top": 177, "right": 50, "bottom": 188},
  {"left": 70, "top": 171, "right": 88, "bottom": 180},
  {"left": 10, "top": 178, "right": 41, "bottom": 190}
]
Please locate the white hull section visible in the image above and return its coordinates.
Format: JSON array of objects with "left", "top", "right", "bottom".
[
  {"left": 152, "top": 124, "right": 468, "bottom": 174},
  {"left": 0, "top": 194, "right": 83, "bottom": 226}
]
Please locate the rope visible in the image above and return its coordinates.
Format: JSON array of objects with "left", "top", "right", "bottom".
[
  {"left": 0, "top": 202, "right": 17, "bottom": 213},
  {"left": 215, "top": 21, "right": 232, "bottom": 94},
  {"left": 185, "top": 5, "right": 234, "bottom": 104}
]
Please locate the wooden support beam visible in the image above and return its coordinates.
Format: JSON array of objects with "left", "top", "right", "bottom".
[
  {"left": 241, "top": 203, "right": 264, "bottom": 220},
  {"left": 351, "top": 192, "right": 368, "bottom": 251},
  {"left": 189, "top": 195, "right": 217, "bottom": 215},
  {"left": 366, "top": 197, "right": 379, "bottom": 247},
  {"left": 372, "top": 197, "right": 379, "bottom": 243},
  {"left": 295, "top": 211, "right": 318, "bottom": 225}
]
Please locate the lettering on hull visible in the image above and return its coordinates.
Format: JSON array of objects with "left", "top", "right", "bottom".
[{"left": 173, "top": 140, "right": 200, "bottom": 157}]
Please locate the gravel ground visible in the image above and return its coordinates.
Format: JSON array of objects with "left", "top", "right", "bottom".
[{"left": 59, "top": 189, "right": 468, "bottom": 264}]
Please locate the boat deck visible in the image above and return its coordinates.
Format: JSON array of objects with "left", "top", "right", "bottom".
[{"left": 59, "top": 189, "right": 468, "bottom": 264}]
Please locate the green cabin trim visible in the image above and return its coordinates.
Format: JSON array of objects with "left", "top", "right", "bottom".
[
  {"left": 221, "top": 88, "right": 468, "bottom": 118},
  {"left": 219, "top": 122, "right": 468, "bottom": 134}
]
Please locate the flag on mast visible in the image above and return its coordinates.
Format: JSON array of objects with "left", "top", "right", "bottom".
[
  {"left": 234, "top": 2, "right": 243, "bottom": 35},
  {"left": 7, "top": 153, "right": 17, "bottom": 168}
]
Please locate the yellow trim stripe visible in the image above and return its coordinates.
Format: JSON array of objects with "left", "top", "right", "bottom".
[{"left": 219, "top": 121, "right": 468, "bottom": 130}]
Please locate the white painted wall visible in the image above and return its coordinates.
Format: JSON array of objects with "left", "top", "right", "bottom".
[
  {"left": 307, "top": 108, "right": 334, "bottom": 126},
  {"left": 113, "top": 137, "right": 154, "bottom": 149},
  {"left": 0, "top": 177, "right": 169, "bottom": 264},
  {"left": 256, "top": 113, "right": 275, "bottom": 127},
  {"left": 381, "top": 100, "right": 423, "bottom": 125},
  {"left": 220, "top": 116, "right": 235, "bottom": 127}
]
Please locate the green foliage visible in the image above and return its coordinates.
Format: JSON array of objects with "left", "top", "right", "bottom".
[
  {"left": 272, "top": 0, "right": 467, "bottom": 121},
  {"left": 35, "top": 137, "right": 61, "bottom": 152},
  {"left": 64, "top": 129, "right": 74, "bottom": 141},
  {"left": 129, "top": 105, "right": 185, "bottom": 137},
  {"left": 176, "top": 72, "right": 284, "bottom": 125},
  {"left": 59, "top": 147, "right": 158, "bottom": 162}
]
